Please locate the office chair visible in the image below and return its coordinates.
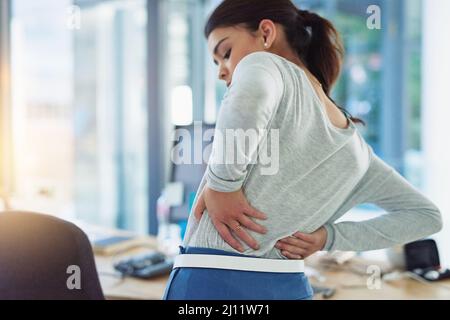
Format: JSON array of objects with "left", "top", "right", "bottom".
[{"left": 0, "top": 211, "right": 104, "bottom": 300}]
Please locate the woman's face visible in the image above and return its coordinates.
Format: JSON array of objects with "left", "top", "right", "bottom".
[{"left": 207, "top": 25, "right": 267, "bottom": 88}]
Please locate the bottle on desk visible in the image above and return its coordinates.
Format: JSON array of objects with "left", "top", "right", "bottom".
[{"left": 156, "top": 194, "right": 181, "bottom": 256}]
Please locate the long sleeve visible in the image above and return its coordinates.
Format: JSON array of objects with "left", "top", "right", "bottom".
[
  {"left": 206, "top": 52, "right": 284, "bottom": 192},
  {"left": 323, "top": 145, "right": 443, "bottom": 252}
]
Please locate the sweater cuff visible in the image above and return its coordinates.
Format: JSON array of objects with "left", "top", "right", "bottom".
[
  {"left": 322, "top": 223, "right": 335, "bottom": 252},
  {"left": 206, "top": 166, "right": 245, "bottom": 193}
]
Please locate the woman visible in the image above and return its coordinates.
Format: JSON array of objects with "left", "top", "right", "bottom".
[{"left": 163, "top": 0, "right": 443, "bottom": 300}]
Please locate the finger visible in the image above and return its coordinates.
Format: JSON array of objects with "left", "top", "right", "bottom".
[
  {"left": 292, "top": 231, "right": 316, "bottom": 244},
  {"left": 275, "top": 242, "right": 308, "bottom": 257},
  {"left": 193, "top": 195, "right": 206, "bottom": 221},
  {"left": 228, "top": 221, "right": 260, "bottom": 250},
  {"left": 244, "top": 204, "right": 268, "bottom": 221},
  {"left": 279, "top": 237, "right": 311, "bottom": 249},
  {"left": 238, "top": 215, "right": 267, "bottom": 235},
  {"left": 213, "top": 220, "right": 245, "bottom": 252},
  {"left": 281, "top": 251, "right": 303, "bottom": 260},
  {"left": 193, "top": 204, "right": 205, "bottom": 221}
]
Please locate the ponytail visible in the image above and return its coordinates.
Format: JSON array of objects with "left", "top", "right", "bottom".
[
  {"left": 294, "top": 9, "right": 364, "bottom": 125},
  {"left": 295, "top": 10, "right": 343, "bottom": 96},
  {"left": 205, "top": 0, "right": 366, "bottom": 126}
]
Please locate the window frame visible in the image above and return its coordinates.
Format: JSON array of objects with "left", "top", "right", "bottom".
[{"left": 0, "top": 0, "right": 13, "bottom": 208}]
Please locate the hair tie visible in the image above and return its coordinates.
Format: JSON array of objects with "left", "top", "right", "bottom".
[
  {"left": 298, "top": 9, "right": 316, "bottom": 27},
  {"left": 297, "top": 9, "right": 313, "bottom": 40}
]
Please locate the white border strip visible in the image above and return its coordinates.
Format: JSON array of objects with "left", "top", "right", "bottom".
[{"left": 174, "top": 254, "right": 305, "bottom": 273}]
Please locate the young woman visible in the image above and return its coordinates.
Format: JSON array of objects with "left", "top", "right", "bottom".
[{"left": 163, "top": 0, "right": 443, "bottom": 300}]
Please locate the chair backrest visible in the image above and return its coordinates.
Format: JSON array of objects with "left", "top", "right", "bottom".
[{"left": 0, "top": 211, "right": 104, "bottom": 300}]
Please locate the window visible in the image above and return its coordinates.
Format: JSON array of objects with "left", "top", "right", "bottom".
[
  {"left": 0, "top": 0, "right": 12, "bottom": 211},
  {"left": 293, "top": 0, "right": 424, "bottom": 213},
  {"left": 293, "top": 0, "right": 422, "bottom": 181},
  {"left": 73, "top": 0, "right": 148, "bottom": 232},
  {"left": 167, "top": 1, "right": 193, "bottom": 126},
  {"left": 1, "top": 0, "right": 429, "bottom": 234},
  {"left": 8, "top": 0, "right": 149, "bottom": 234},
  {"left": 10, "top": 0, "right": 75, "bottom": 218},
  {"left": 164, "top": 0, "right": 207, "bottom": 127}
]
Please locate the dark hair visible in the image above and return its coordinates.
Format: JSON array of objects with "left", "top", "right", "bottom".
[{"left": 205, "top": 0, "right": 365, "bottom": 126}]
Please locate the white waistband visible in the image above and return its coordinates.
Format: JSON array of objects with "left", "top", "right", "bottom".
[{"left": 173, "top": 254, "right": 305, "bottom": 273}]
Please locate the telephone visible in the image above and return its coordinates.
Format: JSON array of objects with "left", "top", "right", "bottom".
[{"left": 114, "top": 251, "right": 174, "bottom": 279}]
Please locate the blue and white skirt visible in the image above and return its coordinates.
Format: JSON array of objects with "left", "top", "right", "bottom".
[{"left": 162, "top": 246, "right": 314, "bottom": 300}]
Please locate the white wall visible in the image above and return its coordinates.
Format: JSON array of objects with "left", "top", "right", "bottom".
[{"left": 422, "top": 0, "right": 450, "bottom": 266}]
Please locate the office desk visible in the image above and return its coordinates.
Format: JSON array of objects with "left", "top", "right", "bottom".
[
  {"left": 85, "top": 223, "right": 169, "bottom": 300},
  {"left": 307, "top": 255, "right": 450, "bottom": 300},
  {"left": 90, "top": 225, "right": 450, "bottom": 300},
  {"left": 95, "top": 243, "right": 169, "bottom": 300}
]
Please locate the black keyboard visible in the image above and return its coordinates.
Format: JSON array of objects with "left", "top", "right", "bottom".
[{"left": 114, "top": 251, "right": 174, "bottom": 279}]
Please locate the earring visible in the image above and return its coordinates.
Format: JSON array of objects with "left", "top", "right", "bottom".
[{"left": 264, "top": 42, "right": 268, "bottom": 48}]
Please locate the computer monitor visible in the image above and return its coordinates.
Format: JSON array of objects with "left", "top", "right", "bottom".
[{"left": 169, "top": 123, "right": 215, "bottom": 222}]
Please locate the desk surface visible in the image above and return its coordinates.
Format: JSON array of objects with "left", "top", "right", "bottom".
[
  {"left": 96, "top": 245, "right": 169, "bottom": 300},
  {"left": 307, "top": 256, "right": 450, "bottom": 300},
  {"left": 90, "top": 225, "right": 450, "bottom": 300},
  {"left": 86, "top": 223, "right": 168, "bottom": 300}
]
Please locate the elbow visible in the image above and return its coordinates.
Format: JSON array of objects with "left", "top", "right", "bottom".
[
  {"left": 428, "top": 206, "right": 443, "bottom": 235},
  {"left": 206, "top": 166, "right": 245, "bottom": 193}
]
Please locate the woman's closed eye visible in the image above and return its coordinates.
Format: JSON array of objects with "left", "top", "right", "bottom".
[{"left": 223, "top": 49, "right": 231, "bottom": 60}]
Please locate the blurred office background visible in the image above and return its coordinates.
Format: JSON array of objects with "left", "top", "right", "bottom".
[{"left": 0, "top": 0, "right": 449, "bottom": 264}]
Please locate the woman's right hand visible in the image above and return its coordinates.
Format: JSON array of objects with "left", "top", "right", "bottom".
[{"left": 193, "top": 186, "right": 268, "bottom": 252}]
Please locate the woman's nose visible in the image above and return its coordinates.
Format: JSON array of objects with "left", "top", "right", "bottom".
[{"left": 218, "top": 67, "right": 228, "bottom": 83}]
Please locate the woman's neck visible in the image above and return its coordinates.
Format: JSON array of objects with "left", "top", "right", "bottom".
[{"left": 281, "top": 51, "right": 322, "bottom": 89}]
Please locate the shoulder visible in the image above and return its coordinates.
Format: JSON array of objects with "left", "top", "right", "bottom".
[
  {"left": 232, "top": 52, "right": 284, "bottom": 92},
  {"left": 236, "top": 51, "right": 281, "bottom": 66}
]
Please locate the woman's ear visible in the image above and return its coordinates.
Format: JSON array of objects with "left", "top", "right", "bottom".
[{"left": 258, "top": 19, "right": 277, "bottom": 48}]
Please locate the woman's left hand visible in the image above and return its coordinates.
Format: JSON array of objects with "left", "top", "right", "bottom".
[{"left": 275, "top": 227, "right": 328, "bottom": 259}]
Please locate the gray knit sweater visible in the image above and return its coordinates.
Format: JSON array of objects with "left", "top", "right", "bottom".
[{"left": 182, "top": 52, "right": 443, "bottom": 259}]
